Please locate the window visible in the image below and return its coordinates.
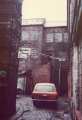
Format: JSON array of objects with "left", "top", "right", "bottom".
[
  {"left": 30, "top": 30, "right": 39, "bottom": 41},
  {"left": 63, "top": 33, "right": 68, "bottom": 42},
  {"left": 55, "top": 33, "right": 62, "bottom": 42},
  {"left": 46, "top": 33, "right": 53, "bottom": 42},
  {"left": 22, "top": 31, "right": 29, "bottom": 41}
]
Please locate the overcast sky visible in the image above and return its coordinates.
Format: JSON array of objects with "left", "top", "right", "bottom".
[{"left": 22, "top": 0, "right": 67, "bottom": 26}]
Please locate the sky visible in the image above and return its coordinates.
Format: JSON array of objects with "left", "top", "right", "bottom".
[{"left": 22, "top": 0, "right": 67, "bottom": 26}]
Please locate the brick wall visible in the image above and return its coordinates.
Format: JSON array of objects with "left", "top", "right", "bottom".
[
  {"left": 0, "top": 0, "right": 22, "bottom": 117},
  {"left": 32, "top": 63, "right": 51, "bottom": 86}
]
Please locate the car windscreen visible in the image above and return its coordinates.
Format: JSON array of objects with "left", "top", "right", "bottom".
[{"left": 34, "top": 84, "right": 56, "bottom": 92}]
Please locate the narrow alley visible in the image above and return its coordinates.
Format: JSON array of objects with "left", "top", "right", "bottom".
[
  {"left": 0, "top": 0, "right": 82, "bottom": 120},
  {"left": 11, "top": 95, "right": 72, "bottom": 120}
]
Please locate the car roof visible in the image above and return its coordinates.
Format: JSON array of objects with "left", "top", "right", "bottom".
[{"left": 35, "top": 83, "right": 55, "bottom": 86}]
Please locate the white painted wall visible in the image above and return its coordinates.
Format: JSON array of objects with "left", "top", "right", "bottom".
[{"left": 72, "top": 46, "right": 78, "bottom": 108}]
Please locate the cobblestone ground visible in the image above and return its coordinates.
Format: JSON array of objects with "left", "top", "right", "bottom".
[{"left": 10, "top": 95, "right": 72, "bottom": 120}]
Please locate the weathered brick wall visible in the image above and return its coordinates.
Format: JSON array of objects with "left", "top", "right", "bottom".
[
  {"left": 43, "top": 27, "right": 69, "bottom": 92},
  {"left": 20, "top": 25, "right": 44, "bottom": 69},
  {"left": 78, "top": 39, "right": 82, "bottom": 112},
  {"left": 32, "top": 63, "right": 51, "bottom": 86},
  {"left": 43, "top": 27, "right": 68, "bottom": 59},
  {"left": 69, "top": 0, "right": 82, "bottom": 114},
  {"left": 0, "top": 0, "right": 22, "bottom": 116}
]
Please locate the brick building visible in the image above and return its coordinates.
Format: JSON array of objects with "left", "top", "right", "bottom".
[
  {"left": 19, "top": 19, "right": 69, "bottom": 95},
  {"left": 43, "top": 26, "right": 69, "bottom": 95},
  {"left": 0, "top": 0, "right": 23, "bottom": 117},
  {"left": 68, "top": 0, "right": 82, "bottom": 119},
  {"left": 20, "top": 19, "right": 45, "bottom": 69}
]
